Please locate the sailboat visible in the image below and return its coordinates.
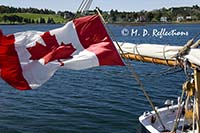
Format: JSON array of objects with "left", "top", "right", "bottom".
[
  {"left": 1, "top": 0, "right": 199, "bottom": 132},
  {"left": 114, "top": 39, "right": 200, "bottom": 133},
  {"left": 77, "top": 1, "right": 200, "bottom": 131}
]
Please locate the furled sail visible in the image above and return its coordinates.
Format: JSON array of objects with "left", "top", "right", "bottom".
[{"left": 115, "top": 42, "right": 200, "bottom": 67}]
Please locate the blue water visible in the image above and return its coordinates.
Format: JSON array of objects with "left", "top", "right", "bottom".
[{"left": 0, "top": 23, "right": 200, "bottom": 133}]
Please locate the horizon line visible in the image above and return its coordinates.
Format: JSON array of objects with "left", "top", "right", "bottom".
[{"left": 0, "top": 4, "right": 199, "bottom": 13}]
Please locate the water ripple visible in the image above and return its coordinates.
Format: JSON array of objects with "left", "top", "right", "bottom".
[{"left": 0, "top": 24, "right": 199, "bottom": 132}]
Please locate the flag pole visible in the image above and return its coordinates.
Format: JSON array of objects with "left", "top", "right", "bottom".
[{"left": 95, "top": 7, "right": 167, "bottom": 131}]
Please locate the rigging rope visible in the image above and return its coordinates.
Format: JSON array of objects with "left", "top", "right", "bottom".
[
  {"left": 163, "top": 45, "right": 171, "bottom": 66},
  {"left": 95, "top": 7, "right": 167, "bottom": 131},
  {"left": 171, "top": 89, "right": 185, "bottom": 133},
  {"left": 140, "top": 66, "right": 182, "bottom": 78},
  {"left": 134, "top": 44, "right": 145, "bottom": 62},
  {"left": 171, "top": 73, "right": 195, "bottom": 132},
  {"left": 181, "top": 95, "right": 189, "bottom": 132},
  {"left": 193, "top": 97, "right": 196, "bottom": 133},
  {"left": 173, "top": 32, "right": 200, "bottom": 63},
  {"left": 170, "top": 33, "right": 200, "bottom": 132}
]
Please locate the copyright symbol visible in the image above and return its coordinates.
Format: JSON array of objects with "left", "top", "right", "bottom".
[{"left": 121, "top": 28, "right": 129, "bottom": 36}]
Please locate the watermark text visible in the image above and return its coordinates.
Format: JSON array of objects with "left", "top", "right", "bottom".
[{"left": 121, "top": 28, "right": 189, "bottom": 38}]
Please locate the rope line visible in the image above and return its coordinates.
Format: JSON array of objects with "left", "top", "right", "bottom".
[
  {"left": 96, "top": 7, "right": 167, "bottom": 131},
  {"left": 134, "top": 44, "right": 145, "bottom": 62},
  {"left": 171, "top": 89, "right": 185, "bottom": 132},
  {"left": 162, "top": 45, "right": 170, "bottom": 66}
]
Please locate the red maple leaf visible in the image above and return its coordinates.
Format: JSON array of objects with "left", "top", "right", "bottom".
[{"left": 27, "top": 31, "right": 76, "bottom": 64}]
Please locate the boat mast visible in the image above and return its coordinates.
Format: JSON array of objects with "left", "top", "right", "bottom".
[
  {"left": 77, "top": 0, "right": 93, "bottom": 14},
  {"left": 194, "top": 68, "right": 200, "bottom": 133}
]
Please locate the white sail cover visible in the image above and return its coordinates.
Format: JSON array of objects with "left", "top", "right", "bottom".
[{"left": 114, "top": 42, "right": 200, "bottom": 67}]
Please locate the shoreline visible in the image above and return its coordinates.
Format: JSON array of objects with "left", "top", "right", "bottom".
[
  {"left": 109, "top": 21, "right": 200, "bottom": 26},
  {"left": 0, "top": 23, "right": 64, "bottom": 25},
  {"left": 0, "top": 21, "right": 200, "bottom": 26}
]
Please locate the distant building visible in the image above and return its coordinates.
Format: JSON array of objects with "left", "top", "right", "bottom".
[
  {"left": 160, "top": 17, "right": 168, "bottom": 22},
  {"left": 177, "top": 16, "right": 184, "bottom": 22},
  {"left": 63, "top": 12, "right": 74, "bottom": 19},
  {"left": 186, "top": 16, "right": 192, "bottom": 21},
  {"left": 64, "top": 12, "right": 71, "bottom": 19},
  {"left": 136, "top": 16, "right": 146, "bottom": 22},
  {"left": 63, "top": 13, "right": 67, "bottom": 19}
]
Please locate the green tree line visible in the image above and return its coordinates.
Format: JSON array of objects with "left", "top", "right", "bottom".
[
  {"left": 0, "top": 5, "right": 199, "bottom": 24},
  {"left": 2, "top": 15, "right": 55, "bottom": 24},
  {"left": 0, "top": 5, "right": 56, "bottom": 14},
  {"left": 104, "top": 5, "right": 200, "bottom": 23}
]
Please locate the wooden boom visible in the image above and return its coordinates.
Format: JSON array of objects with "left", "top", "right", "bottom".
[{"left": 122, "top": 53, "right": 178, "bottom": 66}]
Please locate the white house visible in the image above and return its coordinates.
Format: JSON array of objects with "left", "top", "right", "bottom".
[
  {"left": 160, "top": 17, "right": 168, "bottom": 22},
  {"left": 177, "top": 16, "right": 184, "bottom": 22}
]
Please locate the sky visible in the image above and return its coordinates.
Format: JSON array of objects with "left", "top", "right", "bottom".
[{"left": 0, "top": 0, "right": 199, "bottom": 12}]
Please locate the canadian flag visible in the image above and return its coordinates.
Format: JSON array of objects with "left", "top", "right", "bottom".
[{"left": 0, "top": 15, "right": 124, "bottom": 90}]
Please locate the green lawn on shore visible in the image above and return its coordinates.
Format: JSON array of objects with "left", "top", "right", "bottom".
[{"left": 0, "top": 13, "right": 67, "bottom": 24}]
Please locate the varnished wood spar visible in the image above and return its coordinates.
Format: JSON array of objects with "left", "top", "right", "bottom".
[
  {"left": 194, "top": 69, "right": 200, "bottom": 133},
  {"left": 122, "top": 53, "right": 178, "bottom": 66}
]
